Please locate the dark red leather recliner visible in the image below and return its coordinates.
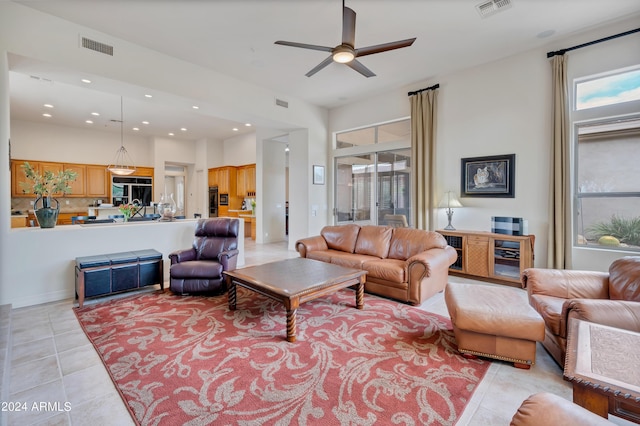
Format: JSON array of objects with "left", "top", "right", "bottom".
[{"left": 169, "top": 218, "right": 239, "bottom": 295}]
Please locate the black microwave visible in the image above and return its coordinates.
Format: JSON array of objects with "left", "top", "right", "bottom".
[{"left": 219, "top": 194, "right": 229, "bottom": 206}]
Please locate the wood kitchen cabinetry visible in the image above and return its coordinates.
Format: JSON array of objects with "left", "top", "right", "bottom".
[
  {"left": 437, "top": 230, "right": 535, "bottom": 286},
  {"left": 11, "top": 160, "right": 33, "bottom": 197},
  {"left": 236, "top": 164, "right": 256, "bottom": 197},
  {"left": 63, "top": 164, "right": 85, "bottom": 197},
  {"left": 85, "top": 165, "right": 109, "bottom": 198}
]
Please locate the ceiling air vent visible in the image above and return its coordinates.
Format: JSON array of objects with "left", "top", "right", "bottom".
[
  {"left": 80, "top": 36, "right": 114, "bottom": 56},
  {"left": 476, "top": 0, "right": 512, "bottom": 18},
  {"left": 275, "top": 98, "right": 289, "bottom": 108}
]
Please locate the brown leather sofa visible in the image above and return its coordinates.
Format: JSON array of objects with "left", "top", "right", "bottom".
[
  {"left": 169, "top": 218, "right": 240, "bottom": 295},
  {"left": 295, "top": 224, "right": 457, "bottom": 305},
  {"left": 522, "top": 256, "right": 640, "bottom": 366},
  {"left": 511, "top": 392, "right": 613, "bottom": 425}
]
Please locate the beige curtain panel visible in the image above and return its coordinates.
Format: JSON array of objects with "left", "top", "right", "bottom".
[
  {"left": 410, "top": 89, "right": 438, "bottom": 231},
  {"left": 547, "top": 54, "right": 571, "bottom": 269}
]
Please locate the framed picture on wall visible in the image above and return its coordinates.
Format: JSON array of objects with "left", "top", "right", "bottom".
[
  {"left": 313, "top": 165, "right": 325, "bottom": 185},
  {"left": 461, "top": 154, "right": 515, "bottom": 197}
]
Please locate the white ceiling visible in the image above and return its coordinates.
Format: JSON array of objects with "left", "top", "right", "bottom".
[{"left": 8, "top": 0, "right": 640, "bottom": 141}]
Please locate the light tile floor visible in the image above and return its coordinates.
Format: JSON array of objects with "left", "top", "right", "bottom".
[{"left": 4, "top": 240, "right": 632, "bottom": 425}]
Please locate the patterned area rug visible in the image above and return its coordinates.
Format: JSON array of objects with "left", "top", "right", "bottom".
[{"left": 74, "top": 288, "right": 489, "bottom": 425}]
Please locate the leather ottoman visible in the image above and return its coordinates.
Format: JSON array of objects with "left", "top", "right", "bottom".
[{"left": 444, "top": 282, "right": 545, "bottom": 369}]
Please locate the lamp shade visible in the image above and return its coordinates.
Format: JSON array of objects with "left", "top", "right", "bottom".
[{"left": 439, "top": 191, "right": 463, "bottom": 209}]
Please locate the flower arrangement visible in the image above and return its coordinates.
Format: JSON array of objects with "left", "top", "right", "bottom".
[
  {"left": 21, "top": 162, "right": 77, "bottom": 202},
  {"left": 250, "top": 199, "right": 256, "bottom": 214},
  {"left": 118, "top": 204, "right": 137, "bottom": 221}
]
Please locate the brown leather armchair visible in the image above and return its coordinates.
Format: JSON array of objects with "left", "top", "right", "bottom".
[
  {"left": 169, "top": 218, "right": 240, "bottom": 295},
  {"left": 511, "top": 392, "right": 613, "bottom": 425},
  {"left": 522, "top": 256, "right": 640, "bottom": 366}
]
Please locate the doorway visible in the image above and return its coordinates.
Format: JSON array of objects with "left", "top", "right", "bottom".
[{"left": 164, "top": 164, "right": 187, "bottom": 217}]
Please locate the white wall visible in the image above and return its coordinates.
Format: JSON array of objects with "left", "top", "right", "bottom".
[
  {"left": 10, "top": 119, "right": 154, "bottom": 166},
  {"left": 223, "top": 132, "right": 257, "bottom": 166}
]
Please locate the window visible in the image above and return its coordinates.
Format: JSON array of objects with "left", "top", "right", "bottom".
[
  {"left": 575, "top": 67, "right": 640, "bottom": 110},
  {"left": 336, "top": 120, "right": 410, "bottom": 149},
  {"left": 334, "top": 119, "right": 411, "bottom": 226},
  {"left": 573, "top": 63, "right": 640, "bottom": 252}
]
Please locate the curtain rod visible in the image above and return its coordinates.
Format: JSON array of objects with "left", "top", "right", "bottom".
[
  {"left": 407, "top": 83, "right": 440, "bottom": 96},
  {"left": 547, "top": 27, "right": 640, "bottom": 58}
]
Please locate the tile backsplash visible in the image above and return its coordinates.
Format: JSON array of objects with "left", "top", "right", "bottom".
[{"left": 11, "top": 197, "right": 98, "bottom": 213}]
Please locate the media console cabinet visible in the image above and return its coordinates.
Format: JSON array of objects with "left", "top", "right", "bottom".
[
  {"left": 75, "top": 249, "right": 164, "bottom": 307},
  {"left": 437, "top": 230, "right": 534, "bottom": 286}
]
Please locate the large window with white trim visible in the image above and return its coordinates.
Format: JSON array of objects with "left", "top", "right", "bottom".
[
  {"left": 334, "top": 119, "right": 411, "bottom": 226},
  {"left": 574, "top": 66, "right": 640, "bottom": 251}
]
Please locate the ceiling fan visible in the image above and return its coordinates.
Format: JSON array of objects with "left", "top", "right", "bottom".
[{"left": 275, "top": 1, "right": 416, "bottom": 78}]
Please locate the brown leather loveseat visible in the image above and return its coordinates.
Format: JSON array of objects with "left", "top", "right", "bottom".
[
  {"left": 295, "top": 224, "right": 457, "bottom": 305},
  {"left": 522, "top": 256, "right": 640, "bottom": 366}
]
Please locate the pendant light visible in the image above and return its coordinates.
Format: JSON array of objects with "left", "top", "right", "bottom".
[{"left": 107, "top": 96, "right": 136, "bottom": 176}]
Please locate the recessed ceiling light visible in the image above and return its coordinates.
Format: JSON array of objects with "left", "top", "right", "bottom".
[
  {"left": 132, "top": 127, "right": 140, "bottom": 131},
  {"left": 245, "top": 123, "right": 252, "bottom": 127},
  {"left": 192, "top": 105, "right": 199, "bottom": 109},
  {"left": 144, "top": 94, "right": 153, "bottom": 98},
  {"left": 42, "top": 113, "right": 52, "bottom": 118},
  {"left": 180, "top": 128, "right": 187, "bottom": 132},
  {"left": 91, "top": 112, "right": 100, "bottom": 116},
  {"left": 537, "top": 29, "right": 556, "bottom": 39},
  {"left": 232, "top": 128, "right": 239, "bottom": 131},
  {"left": 142, "top": 121, "right": 149, "bottom": 125},
  {"left": 168, "top": 132, "right": 174, "bottom": 136},
  {"left": 85, "top": 120, "right": 93, "bottom": 124},
  {"left": 81, "top": 79, "right": 91, "bottom": 84},
  {"left": 43, "top": 104, "right": 54, "bottom": 108}
]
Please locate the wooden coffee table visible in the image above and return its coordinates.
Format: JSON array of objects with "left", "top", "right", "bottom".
[
  {"left": 564, "top": 319, "right": 640, "bottom": 423},
  {"left": 223, "top": 258, "right": 366, "bottom": 342}
]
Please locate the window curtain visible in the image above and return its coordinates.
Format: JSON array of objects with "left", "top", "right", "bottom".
[
  {"left": 547, "top": 55, "right": 571, "bottom": 269},
  {"left": 410, "top": 89, "right": 438, "bottom": 230}
]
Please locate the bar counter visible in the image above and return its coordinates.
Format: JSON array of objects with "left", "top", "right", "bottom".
[{"left": 3, "top": 219, "right": 244, "bottom": 308}]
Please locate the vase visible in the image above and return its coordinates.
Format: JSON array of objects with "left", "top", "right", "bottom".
[{"left": 34, "top": 196, "right": 60, "bottom": 228}]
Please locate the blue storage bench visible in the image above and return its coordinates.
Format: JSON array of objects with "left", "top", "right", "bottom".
[{"left": 75, "top": 249, "right": 164, "bottom": 307}]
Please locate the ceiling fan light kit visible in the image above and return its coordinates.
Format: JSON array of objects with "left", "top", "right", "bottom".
[{"left": 275, "top": 1, "right": 416, "bottom": 77}]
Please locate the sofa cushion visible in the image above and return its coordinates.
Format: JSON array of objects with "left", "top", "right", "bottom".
[
  {"left": 307, "top": 250, "right": 336, "bottom": 263},
  {"left": 387, "top": 228, "right": 447, "bottom": 260},
  {"left": 354, "top": 225, "right": 393, "bottom": 258},
  {"left": 330, "top": 252, "right": 379, "bottom": 269},
  {"left": 529, "top": 294, "right": 565, "bottom": 337},
  {"left": 362, "top": 258, "right": 406, "bottom": 283},
  {"left": 321, "top": 224, "right": 361, "bottom": 253},
  {"left": 608, "top": 256, "right": 640, "bottom": 301}
]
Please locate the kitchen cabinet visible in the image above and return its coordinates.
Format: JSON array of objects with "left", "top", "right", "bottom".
[
  {"left": 56, "top": 211, "right": 88, "bottom": 226},
  {"left": 437, "top": 230, "right": 534, "bottom": 286},
  {"left": 208, "top": 168, "right": 218, "bottom": 188},
  {"left": 11, "top": 160, "right": 32, "bottom": 197},
  {"left": 86, "top": 165, "right": 109, "bottom": 198},
  {"left": 12, "top": 160, "right": 114, "bottom": 199},
  {"left": 11, "top": 160, "right": 65, "bottom": 197},
  {"left": 11, "top": 216, "right": 27, "bottom": 228},
  {"left": 63, "top": 164, "right": 86, "bottom": 197},
  {"left": 236, "top": 164, "right": 256, "bottom": 197},
  {"left": 218, "top": 166, "right": 236, "bottom": 194},
  {"left": 132, "top": 167, "right": 154, "bottom": 177}
]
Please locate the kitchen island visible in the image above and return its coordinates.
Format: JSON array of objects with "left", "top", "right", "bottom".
[{"left": 3, "top": 219, "right": 244, "bottom": 308}]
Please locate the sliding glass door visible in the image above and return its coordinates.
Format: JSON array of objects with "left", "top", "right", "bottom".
[{"left": 335, "top": 149, "right": 411, "bottom": 226}]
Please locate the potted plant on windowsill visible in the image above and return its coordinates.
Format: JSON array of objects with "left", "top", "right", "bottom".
[{"left": 21, "top": 162, "right": 77, "bottom": 228}]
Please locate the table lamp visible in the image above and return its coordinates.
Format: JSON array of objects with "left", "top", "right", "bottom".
[{"left": 439, "top": 191, "right": 463, "bottom": 230}]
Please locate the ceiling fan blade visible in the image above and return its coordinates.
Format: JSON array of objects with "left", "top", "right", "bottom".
[
  {"left": 306, "top": 56, "right": 334, "bottom": 77},
  {"left": 274, "top": 41, "right": 333, "bottom": 53},
  {"left": 355, "top": 38, "right": 416, "bottom": 57},
  {"left": 342, "top": 6, "right": 356, "bottom": 46},
  {"left": 346, "top": 59, "right": 376, "bottom": 78}
]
